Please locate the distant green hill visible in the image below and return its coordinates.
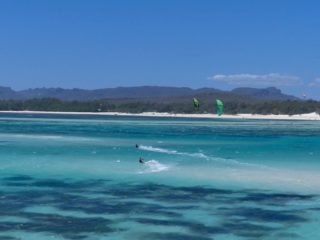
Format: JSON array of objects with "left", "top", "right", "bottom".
[
  {"left": 1, "top": 86, "right": 315, "bottom": 115},
  {"left": 0, "top": 86, "right": 298, "bottom": 101}
]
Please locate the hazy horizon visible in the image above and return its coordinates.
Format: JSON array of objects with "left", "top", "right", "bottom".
[{"left": 0, "top": 84, "right": 299, "bottom": 98}]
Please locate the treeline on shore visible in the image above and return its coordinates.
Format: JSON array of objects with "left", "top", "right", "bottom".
[{"left": 0, "top": 98, "right": 319, "bottom": 115}]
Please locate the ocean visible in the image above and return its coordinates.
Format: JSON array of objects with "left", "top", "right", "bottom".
[{"left": 0, "top": 113, "right": 319, "bottom": 239}]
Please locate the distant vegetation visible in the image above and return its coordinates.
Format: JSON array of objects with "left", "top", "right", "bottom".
[
  {"left": 1, "top": 86, "right": 312, "bottom": 115},
  {"left": 0, "top": 98, "right": 319, "bottom": 115}
]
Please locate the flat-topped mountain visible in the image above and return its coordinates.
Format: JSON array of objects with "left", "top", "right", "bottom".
[
  {"left": 231, "top": 87, "right": 298, "bottom": 101},
  {"left": 0, "top": 86, "right": 16, "bottom": 99}
]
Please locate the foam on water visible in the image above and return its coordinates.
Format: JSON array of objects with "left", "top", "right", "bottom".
[
  {"left": 139, "top": 145, "right": 269, "bottom": 169},
  {"left": 139, "top": 145, "right": 178, "bottom": 154},
  {"left": 0, "top": 133, "right": 97, "bottom": 142},
  {"left": 139, "top": 145, "right": 212, "bottom": 159},
  {"left": 138, "top": 160, "right": 171, "bottom": 174},
  {"left": 135, "top": 145, "right": 320, "bottom": 192}
]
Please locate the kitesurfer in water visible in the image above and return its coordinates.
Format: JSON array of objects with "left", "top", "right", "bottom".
[
  {"left": 136, "top": 145, "right": 144, "bottom": 164},
  {"left": 139, "top": 157, "right": 145, "bottom": 164}
]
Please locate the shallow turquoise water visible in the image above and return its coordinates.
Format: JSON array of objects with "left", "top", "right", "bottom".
[{"left": 0, "top": 113, "right": 319, "bottom": 239}]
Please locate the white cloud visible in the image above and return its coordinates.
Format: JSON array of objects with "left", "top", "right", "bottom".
[
  {"left": 308, "top": 78, "right": 320, "bottom": 87},
  {"left": 208, "top": 73, "right": 302, "bottom": 86}
]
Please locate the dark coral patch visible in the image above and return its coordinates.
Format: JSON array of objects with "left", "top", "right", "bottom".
[
  {"left": 218, "top": 207, "right": 308, "bottom": 223},
  {"left": 239, "top": 193, "right": 316, "bottom": 205},
  {"left": 3, "top": 175, "right": 34, "bottom": 182},
  {"left": 0, "top": 175, "right": 318, "bottom": 240}
]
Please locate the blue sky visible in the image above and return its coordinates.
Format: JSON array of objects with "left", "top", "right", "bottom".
[{"left": 0, "top": 0, "right": 320, "bottom": 99}]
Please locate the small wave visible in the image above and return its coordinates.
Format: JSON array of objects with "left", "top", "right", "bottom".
[
  {"left": 15, "top": 134, "right": 63, "bottom": 140},
  {"left": 139, "top": 145, "right": 208, "bottom": 159},
  {"left": 139, "top": 160, "right": 170, "bottom": 174},
  {"left": 139, "top": 145, "right": 178, "bottom": 154},
  {"left": 0, "top": 133, "right": 96, "bottom": 142}
]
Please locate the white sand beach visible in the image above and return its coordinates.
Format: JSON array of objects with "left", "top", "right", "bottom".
[{"left": 0, "top": 110, "right": 320, "bottom": 120}]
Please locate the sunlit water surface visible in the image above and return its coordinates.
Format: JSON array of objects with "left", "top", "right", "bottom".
[{"left": 0, "top": 113, "right": 319, "bottom": 239}]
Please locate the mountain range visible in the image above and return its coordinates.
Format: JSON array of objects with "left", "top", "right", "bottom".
[{"left": 0, "top": 86, "right": 299, "bottom": 102}]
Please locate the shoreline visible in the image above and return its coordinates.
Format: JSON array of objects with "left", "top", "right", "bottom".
[{"left": 0, "top": 110, "right": 319, "bottom": 120}]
